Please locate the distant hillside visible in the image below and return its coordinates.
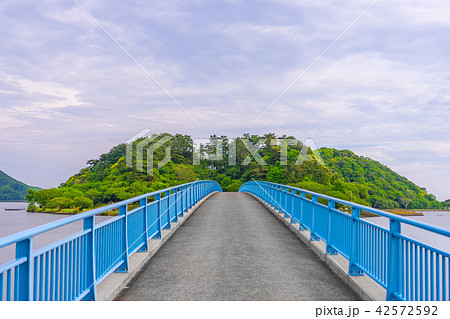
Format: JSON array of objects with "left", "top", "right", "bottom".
[
  {"left": 25, "top": 133, "right": 446, "bottom": 212},
  {"left": 318, "top": 148, "right": 442, "bottom": 209},
  {"left": 0, "top": 170, "right": 40, "bottom": 201}
]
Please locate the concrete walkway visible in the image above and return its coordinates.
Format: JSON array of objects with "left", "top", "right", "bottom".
[{"left": 116, "top": 192, "right": 360, "bottom": 301}]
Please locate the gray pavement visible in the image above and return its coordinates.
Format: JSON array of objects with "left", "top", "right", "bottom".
[{"left": 116, "top": 192, "right": 360, "bottom": 300}]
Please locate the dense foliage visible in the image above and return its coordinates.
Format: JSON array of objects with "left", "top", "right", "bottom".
[
  {"left": 26, "top": 133, "right": 447, "bottom": 211},
  {"left": 0, "top": 170, "right": 40, "bottom": 201}
]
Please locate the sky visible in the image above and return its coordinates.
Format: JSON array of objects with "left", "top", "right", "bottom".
[{"left": 0, "top": 0, "right": 449, "bottom": 200}]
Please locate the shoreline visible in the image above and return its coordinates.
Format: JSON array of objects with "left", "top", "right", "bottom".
[
  {"left": 362, "top": 210, "right": 426, "bottom": 218},
  {"left": 27, "top": 210, "right": 116, "bottom": 216},
  {"left": 363, "top": 209, "right": 450, "bottom": 218},
  {"left": 5, "top": 203, "right": 448, "bottom": 218}
]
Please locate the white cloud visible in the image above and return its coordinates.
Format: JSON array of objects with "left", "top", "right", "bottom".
[
  {"left": 0, "top": 113, "right": 29, "bottom": 128},
  {"left": 42, "top": 5, "right": 97, "bottom": 28},
  {"left": 0, "top": 0, "right": 449, "bottom": 199},
  {"left": 383, "top": 0, "right": 450, "bottom": 27},
  {"left": 2, "top": 75, "right": 83, "bottom": 118}
]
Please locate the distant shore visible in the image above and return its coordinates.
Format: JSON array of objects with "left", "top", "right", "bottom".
[
  {"left": 363, "top": 208, "right": 450, "bottom": 218},
  {"left": 383, "top": 210, "right": 424, "bottom": 216},
  {"left": 0, "top": 200, "right": 27, "bottom": 202},
  {"left": 386, "top": 208, "right": 450, "bottom": 215},
  {"left": 27, "top": 208, "right": 117, "bottom": 216},
  {"left": 23, "top": 205, "right": 450, "bottom": 218}
]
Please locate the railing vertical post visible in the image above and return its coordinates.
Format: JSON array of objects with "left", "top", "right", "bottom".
[
  {"left": 273, "top": 185, "right": 277, "bottom": 207},
  {"left": 279, "top": 186, "right": 283, "bottom": 212},
  {"left": 261, "top": 182, "right": 266, "bottom": 202},
  {"left": 139, "top": 198, "right": 149, "bottom": 252},
  {"left": 293, "top": 191, "right": 299, "bottom": 224},
  {"left": 176, "top": 187, "right": 181, "bottom": 219},
  {"left": 387, "top": 219, "right": 402, "bottom": 300},
  {"left": 263, "top": 183, "right": 267, "bottom": 202},
  {"left": 174, "top": 188, "right": 178, "bottom": 220},
  {"left": 82, "top": 216, "right": 96, "bottom": 300},
  {"left": 179, "top": 187, "right": 183, "bottom": 216},
  {"left": 280, "top": 188, "right": 284, "bottom": 216},
  {"left": 349, "top": 207, "right": 363, "bottom": 276},
  {"left": 164, "top": 191, "right": 171, "bottom": 229},
  {"left": 188, "top": 184, "right": 192, "bottom": 209},
  {"left": 289, "top": 190, "right": 296, "bottom": 224},
  {"left": 299, "top": 192, "right": 306, "bottom": 231},
  {"left": 196, "top": 182, "right": 199, "bottom": 202},
  {"left": 268, "top": 184, "right": 272, "bottom": 206},
  {"left": 326, "top": 200, "right": 337, "bottom": 255},
  {"left": 192, "top": 183, "right": 195, "bottom": 206},
  {"left": 310, "top": 195, "right": 319, "bottom": 241},
  {"left": 186, "top": 184, "right": 189, "bottom": 209},
  {"left": 274, "top": 185, "right": 281, "bottom": 211},
  {"left": 197, "top": 182, "right": 199, "bottom": 202},
  {"left": 155, "top": 193, "right": 162, "bottom": 239},
  {"left": 277, "top": 186, "right": 281, "bottom": 211},
  {"left": 273, "top": 185, "right": 276, "bottom": 206},
  {"left": 181, "top": 186, "right": 186, "bottom": 214},
  {"left": 175, "top": 188, "right": 180, "bottom": 220},
  {"left": 272, "top": 185, "right": 276, "bottom": 208},
  {"left": 171, "top": 190, "right": 176, "bottom": 223},
  {"left": 15, "top": 238, "right": 32, "bottom": 300},
  {"left": 115, "top": 205, "right": 129, "bottom": 272},
  {"left": 184, "top": 185, "right": 188, "bottom": 214}
]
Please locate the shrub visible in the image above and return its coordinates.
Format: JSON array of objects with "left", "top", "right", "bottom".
[
  {"left": 224, "top": 180, "right": 243, "bottom": 192},
  {"left": 85, "top": 189, "right": 102, "bottom": 205},
  {"left": 46, "top": 197, "right": 74, "bottom": 209},
  {"left": 27, "top": 204, "right": 38, "bottom": 212},
  {"left": 73, "top": 196, "right": 94, "bottom": 210}
]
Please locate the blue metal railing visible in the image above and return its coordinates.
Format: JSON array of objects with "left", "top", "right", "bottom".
[
  {"left": 0, "top": 180, "right": 221, "bottom": 301},
  {"left": 239, "top": 180, "right": 450, "bottom": 301}
]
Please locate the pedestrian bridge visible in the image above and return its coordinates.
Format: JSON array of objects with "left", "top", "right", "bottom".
[{"left": 0, "top": 180, "right": 449, "bottom": 301}]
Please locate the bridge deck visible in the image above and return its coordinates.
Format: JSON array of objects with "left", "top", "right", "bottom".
[{"left": 116, "top": 192, "right": 359, "bottom": 300}]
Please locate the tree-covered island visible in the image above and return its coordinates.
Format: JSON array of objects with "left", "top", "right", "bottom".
[{"left": 25, "top": 133, "right": 447, "bottom": 214}]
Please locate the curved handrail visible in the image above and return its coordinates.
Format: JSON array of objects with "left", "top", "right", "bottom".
[
  {"left": 0, "top": 180, "right": 221, "bottom": 248},
  {"left": 239, "top": 180, "right": 450, "bottom": 301},
  {"left": 0, "top": 180, "right": 221, "bottom": 301},
  {"left": 240, "top": 180, "right": 450, "bottom": 237}
]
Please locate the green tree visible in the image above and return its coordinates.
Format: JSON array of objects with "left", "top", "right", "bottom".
[
  {"left": 399, "top": 189, "right": 416, "bottom": 209},
  {"left": 225, "top": 180, "right": 243, "bottom": 192},
  {"left": 85, "top": 189, "right": 103, "bottom": 205},
  {"left": 46, "top": 197, "right": 74, "bottom": 209},
  {"left": 445, "top": 199, "right": 450, "bottom": 209},
  {"left": 73, "top": 197, "right": 94, "bottom": 209}
]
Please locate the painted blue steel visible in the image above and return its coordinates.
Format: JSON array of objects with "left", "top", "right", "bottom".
[
  {"left": 127, "top": 206, "right": 146, "bottom": 255},
  {"left": 239, "top": 180, "right": 450, "bottom": 301},
  {"left": 0, "top": 180, "right": 221, "bottom": 301}
]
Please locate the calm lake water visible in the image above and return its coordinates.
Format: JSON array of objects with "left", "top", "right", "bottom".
[
  {"left": 0, "top": 202, "right": 449, "bottom": 266},
  {"left": 0, "top": 202, "right": 111, "bottom": 265},
  {"left": 367, "top": 211, "right": 450, "bottom": 252}
]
